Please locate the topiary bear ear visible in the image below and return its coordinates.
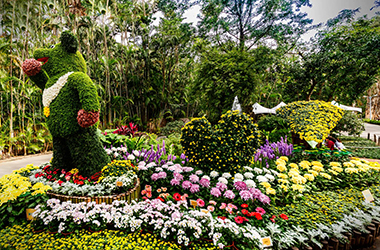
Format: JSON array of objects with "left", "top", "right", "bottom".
[{"left": 60, "top": 31, "right": 78, "bottom": 53}]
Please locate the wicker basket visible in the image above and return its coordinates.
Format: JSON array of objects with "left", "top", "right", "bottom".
[{"left": 46, "top": 178, "right": 141, "bottom": 204}]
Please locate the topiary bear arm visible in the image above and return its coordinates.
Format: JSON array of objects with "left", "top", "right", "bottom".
[
  {"left": 69, "top": 72, "right": 100, "bottom": 112},
  {"left": 28, "top": 71, "right": 48, "bottom": 90}
]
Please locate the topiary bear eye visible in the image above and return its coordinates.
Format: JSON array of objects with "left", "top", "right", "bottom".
[{"left": 49, "top": 45, "right": 55, "bottom": 49}]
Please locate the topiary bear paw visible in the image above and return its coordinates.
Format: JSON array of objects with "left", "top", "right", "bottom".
[{"left": 77, "top": 109, "right": 99, "bottom": 128}]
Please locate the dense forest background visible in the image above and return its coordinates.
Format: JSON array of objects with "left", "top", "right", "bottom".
[{"left": 1, "top": 0, "right": 380, "bottom": 155}]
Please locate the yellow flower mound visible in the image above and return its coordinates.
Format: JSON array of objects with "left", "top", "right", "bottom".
[
  {"left": 0, "top": 224, "right": 218, "bottom": 250},
  {"left": 277, "top": 100, "right": 344, "bottom": 143},
  {"left": 0, "top": 167, "right": 51, "bottom": 205}
]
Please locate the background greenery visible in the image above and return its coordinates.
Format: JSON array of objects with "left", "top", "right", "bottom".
[{"left": 1, "top": 0, "right": 380, "bottom": 157}]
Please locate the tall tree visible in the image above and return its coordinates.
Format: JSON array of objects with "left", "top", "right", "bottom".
[{"left": 197, "top": 0, "right": 313, "bottom": 51}]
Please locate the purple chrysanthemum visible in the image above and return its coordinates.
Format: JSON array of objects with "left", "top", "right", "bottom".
[
  {"left": 249, "top": 188, "right": 263, "bottom": 199},
  {"left": 170, "top": 178, "right": 180, "bottom": 186},
  {"left": 182, "top": 180, "right": 192, "bottom": 190},
  {"left": 199, "top": 178, "right": 210, "bottom": 188},
  {"left": 190, "top": 184, "right": 200, "bottom": 193},
  {"left": 234, "top": 181, "right": 247, "bottom": 191},
  {"left": 173, "top": 172, "right": 184, "bottom": 181},
  {"left": 189, "top": 174, "right": 199, "bottom": 183},
  {"left": 216, "top": 182, "right": 227, "bottom": 192},
  {"left": 239, "top": 190, "right": 252, "bottom": 201},
  {"left": 151, "top": 173, "right": 159, "bottom": 181},
  {"left": 210, "top": 187, "right": 222, "bottom": 197},
  {"left": 223, "top": 190, "right": 235, "bottom": 199},
  {"left": 158, "top": 171, "right": 167, "bottom": 179},
  {"left": 258, "top": 193, "right": 271, "bottom": 205}
]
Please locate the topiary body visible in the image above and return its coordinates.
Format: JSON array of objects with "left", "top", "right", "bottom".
[{"left": 22, "top": 31, "right": 110, "bottom": 176}]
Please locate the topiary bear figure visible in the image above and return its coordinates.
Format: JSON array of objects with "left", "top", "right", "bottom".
[{"left": 22, "top": 31, "right": 110, "bottom": 177}]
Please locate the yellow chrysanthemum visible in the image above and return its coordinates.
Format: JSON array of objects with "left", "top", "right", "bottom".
[
  {"left": 320, "top": 173, "right": 331, "bottom": 179},
  {"left": 260, "top": 182, "right": 271, "bottom": 188},
  {"left": 266, "top": 187, "right": 276, "bottom": 195},
  {"left": 304, "top": 173, "right": 315, "bottom": 181}
]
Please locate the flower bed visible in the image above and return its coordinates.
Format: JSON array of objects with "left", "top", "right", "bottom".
[
  {"left": 2, "top": 131, "right": 380, "bottom": 249},
  {"left": 45, "top": 177, "right": 140, "bottom": 204}
]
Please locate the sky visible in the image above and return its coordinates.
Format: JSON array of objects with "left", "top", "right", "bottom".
[{"left": 181, "top": 0, "right": 378, "bottom": 41}]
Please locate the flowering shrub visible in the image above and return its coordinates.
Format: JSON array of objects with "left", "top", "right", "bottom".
[
  {"left": 181, "top": 110, "right": 259, "bottom": 173},
  {"left": 0, "top": 170, "right": 50, "bottom": 228},
  {"left": 113, "top": 122, "right": 138, "bottom": 136},
  {"left": 277, "top": 100, "right": 344, "bottom": 145}
]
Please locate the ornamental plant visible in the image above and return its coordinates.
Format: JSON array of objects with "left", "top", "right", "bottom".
[
  {"left": 0, "top": 172, "right": 50, "bottom": 229},
  {"left": 277, "top": 100, "right": 344, "bottom": 146},
  {"left": 181, "top": 110, "right": 259, "bottom": 173}
]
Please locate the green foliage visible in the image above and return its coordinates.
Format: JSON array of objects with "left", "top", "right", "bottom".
[
  {"left": 194, "top": 47, "right": 276, "bottom": 123},
  {"left": 283, "top": 16, "right": 380, "bottom": 103},
  {"left": 332, "top": 111, "right": 365, "bottom": 136},
  {"left": 197, "top": 0, "right": 313, "bottom": 50},
  {"left": 257, "top": 115, "right": 291, "bottom": 143},
  {"left": 160, "top": 120, "right": 184, "bottom": 136},
  {"left": 363, "top": 119, "right": 380, "bottom": 125},
  {"left": 340, "top": 135, "right": 380, "bottom": 159},
  {"left": 291, "top": 146, "right": 352, "bottom": 164},
  {"left": 60, "top": 31, "right": 78, "bottom": 53},
  {"left": 181, "top": 110, "right": 259, "bottom": 173}
]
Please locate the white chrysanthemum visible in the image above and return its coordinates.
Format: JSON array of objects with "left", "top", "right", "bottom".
[
  {"left": 244, "top": 172, "right": 254, "bottom": 179},
  {"left": 243, "top": 166, "right": 253, "bottom": 171},
  {"left": 218, "top": 177, "right": 228, "bottom": 184},
  {"left": 127, "top": 154, "right": 135, "bottom": 160},
  {"left": 245, "top": 180, "right": 256, "bottom": 188},
  {"left": 264, "top": 174, "right": 275, "bottom": 182},
  {"left": 253, "top": 167, "right": 263, "bottom": 174},
  {"left": 234, "top": 173, "right": 244, "bottom": 180},
  {"left": 256, "top": 175, "right": 268, "bottom": 183},
  {"left": 222, "top": 173, "right": 232, "bottom": 179},
  {"left": 210, "top": 171, "right": 219, "bottom": 178},
  {"left": 201, "top": 175, "right": 210, "bottom": 180}
]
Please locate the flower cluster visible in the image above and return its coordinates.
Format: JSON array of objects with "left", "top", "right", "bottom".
[
  {"left": 277, "top": 100, "right": 344, "bottom": 144},
  {"left": 0, "top": 172, "right": 51, "bottom": 205},
  {"left": 32, "top": 198, "right": 264, "bottom": 248},
  {"left": 254, "top": 136, "right": 293, "bottom": 168},
  {"left": 181, "top": 110, "right": 259, "bottom": 174}
]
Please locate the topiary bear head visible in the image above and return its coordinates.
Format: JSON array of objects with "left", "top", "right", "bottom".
[{"left": 33, "top": 31, "right": 86, "bottom": 82}]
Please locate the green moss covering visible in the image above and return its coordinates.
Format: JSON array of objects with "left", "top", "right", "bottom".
[{"left": 27, "top": 31, "right": 110, "bottom": 176}]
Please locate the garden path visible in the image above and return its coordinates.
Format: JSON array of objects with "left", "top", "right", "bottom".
[
  {"left": 361, "top": 123, "right": 380, "bottom": 141},
  {"left": 0, "top": 152, "right": 52, "bottom": 177}
]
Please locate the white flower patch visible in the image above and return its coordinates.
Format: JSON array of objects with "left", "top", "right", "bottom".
[
  {"left": 253, "top": 167, "right": 263, "bottom": 174},
  {"left": 218, "top": 177, "right": 228, "bottom": 185},
  {"left": 243, "top": 172, "right": 254, "bottom": 179},
  {"left": 222, "top": 173, "right": 232, "bottom": 179},
  {"left": 210, "top": 171, "right": 219, "bottom": 178},
  {"left": 245, "top": 180, "right": 256, "bottom": 188},
  {"left": 234, "top": 173, "right": 244, "bottom": 180},
  {"left": 256, "top": 175, "right": 268, "bottom": 183},
  {"left": 42, "top": 72, "right": 73, "bottom": 107}
]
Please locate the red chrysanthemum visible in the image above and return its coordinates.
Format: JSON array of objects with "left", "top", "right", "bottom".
[
  {"left": 279, "top": 213, "right": 289, "bottom": 220},
  {"left": 173, "top": 193, "right": 182, "bottom": 201}
]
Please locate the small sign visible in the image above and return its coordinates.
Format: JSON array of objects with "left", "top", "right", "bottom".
[
  {"left": 362, "top": 189, "right": 374, "bottom": 203},
  {"left": 26, "top": 208, "right": 36, "bottom": 221},
  {"left": 190, "top": 200, "right": 198, "bottom": 209},
  {"left": 260, "top": 237, "right": 273, "bottom": 247},
  {"left": 200, "top": 209, "right": 209, "bottom": 214}
]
